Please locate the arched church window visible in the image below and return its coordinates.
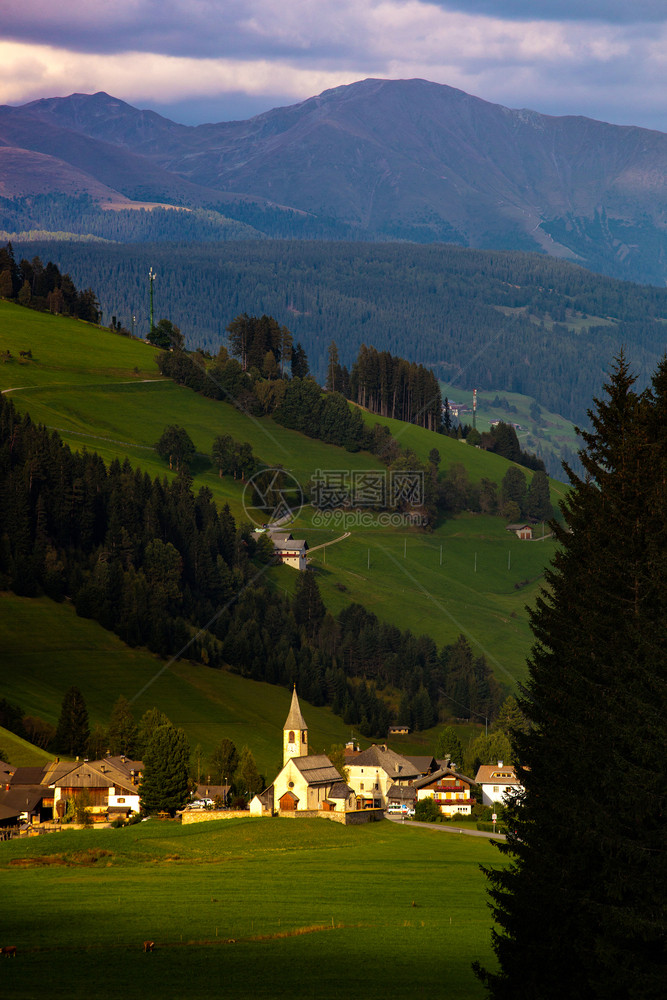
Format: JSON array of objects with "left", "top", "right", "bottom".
[{"left": 289, "top": 731, "right": 295, "bottom": 742}]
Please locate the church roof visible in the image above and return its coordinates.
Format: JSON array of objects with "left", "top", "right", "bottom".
[
  {"left": 328, "top": 781, "right": 353, "bottom": 800},
  {"left": 293, "top": 755, "right": 341, "bottom": 785},
  {"left": 284, "top": 687, "right": 308, "bottom": 731}
]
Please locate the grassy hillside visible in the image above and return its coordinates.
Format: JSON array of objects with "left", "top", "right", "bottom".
[
  {"left": 0, "top": 592, "right": 360, "bottom": 776},
  {"left": 441, "top": 381, "right": 581, "bottom": 481},
  {"left": 0, "top": 726, "right": 54, "bottom": 767},
  {"left": 0, "top": 300, "right": 561, "bottom": 686},
  {"left": 0, "top": 817, "right": 501, "bottom": 999}
]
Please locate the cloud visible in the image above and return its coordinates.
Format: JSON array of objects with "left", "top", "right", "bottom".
[
  {"left": 0, "top": 41, "right": 363, "bottom": 106},
  {"left": 0, "top": 1, "right": 666, "bottom": 132},
  {"left": 427, "top": 1, "right": 667, "bottom": 25}
]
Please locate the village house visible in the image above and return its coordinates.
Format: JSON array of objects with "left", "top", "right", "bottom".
[
  {"left": 403, "top": 755, "right": 439, "bottom": 777},
  {"left": 191, "top": 783, "right": 231, "bottom": 806},
  {"left": 413, "top": 767, "right": 475, "bottom": 817},
  {"left": 506, "top": 523, "right": 533, "bottom": 540},
  {"left": 475, "top": 761, "right": 524, "bottom": 806},
  {"left": 0, "top": 755, "right": 144, "bottom": 826},
  {"left": 344, "top": 744, "right": 422, "bottom": 809},
  {"left": 255, "top": 528, "right": 309, "bottom": 570}
]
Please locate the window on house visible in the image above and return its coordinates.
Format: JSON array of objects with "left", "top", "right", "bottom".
[
  {"left": 360, "top": 783, "right": 364, "bottom": 790},
  {"left": 117, "top": 797, "right": 125, "bottom": 804},
  {"left": 493, "top": 785, "right": 499, "bottom": 792}
]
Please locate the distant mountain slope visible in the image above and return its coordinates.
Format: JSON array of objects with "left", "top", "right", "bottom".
[
  {"left": 17, "top": 238, "right": 667, "bottom": 432},
  {"left": 7, "top": 79, "right": 667, "bottom": 283},
  {"left": 0, "top": 102, "right": 270, "bottom": 209}
]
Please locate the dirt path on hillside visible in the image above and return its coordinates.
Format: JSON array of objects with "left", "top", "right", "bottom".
[{"left": 307, "top": 531, "right": 351, "bottom": 553}]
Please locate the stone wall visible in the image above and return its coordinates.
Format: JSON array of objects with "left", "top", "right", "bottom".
[
  {"left": 181, "top": 807, "right": 385, "bottom": 826},
  {"left": 181, "top": 809, "right": 251, "bottom": 825},
  {"left": 278, "top": 808, "right": 384, "bottom": 825}
]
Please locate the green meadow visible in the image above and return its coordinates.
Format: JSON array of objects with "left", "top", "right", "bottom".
[
  {"left": 0, "top": 817, "right": 502, "bottom": 1000},
  {"left": 440, "top": 380, "right": 580, "bottom": 480},
  {"left": 277, "top": 511, "right": 553, "bottom": 688},
  {"left": 0, "top": 592, "right": 362, "bottom": 776},
  {"left": 0, "top": 727, "right": 53, "bottom": 768},
  {"left": 0, "top": 300, "right": 561, "bottom": 685}
]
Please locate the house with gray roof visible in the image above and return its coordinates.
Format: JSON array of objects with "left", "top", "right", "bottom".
[
  {"left": 259, "top": 528, "right": 310, "bottom": 570},
  {"left": 344, "top": 744, "right": 421, "bottom": 808}
]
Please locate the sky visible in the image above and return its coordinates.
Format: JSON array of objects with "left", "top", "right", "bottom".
[{"left": 2, "top": 1, "right": 667, "bottom": 131}]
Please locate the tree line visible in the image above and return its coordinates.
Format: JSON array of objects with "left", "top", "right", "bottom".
[
  {"left": 344, "top": 343, "right": 443, "bottom": 431},
  {"left": 0, "top": 394, "right": 504, "bottom": 736},
  {"left": 16, "top": 237, "right": 667, "bottom": 429},
  {"left": 155, "top": 331, "right": 550, "bottom": 526},
  {"left": 0, "top": 241, "right": 100, "bottom": 323}
]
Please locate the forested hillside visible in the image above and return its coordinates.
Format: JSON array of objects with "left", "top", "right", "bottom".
[
  {"left": 15, "top": 238, "right": 667, "bottom": 429},
  {"left": 0, "top": 193, "right": 367, "bottom": 243},
  {"left": 0, "top": 393, "right": 505, "bottom": 735}
]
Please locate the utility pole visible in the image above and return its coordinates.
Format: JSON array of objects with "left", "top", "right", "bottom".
[{"left": 149, "top": 267, "right": 157, "bottom": 335}]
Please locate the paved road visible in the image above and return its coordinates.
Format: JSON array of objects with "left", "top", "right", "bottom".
[{"left": 386, "top": 813, "right": 506, "bottom": 841}]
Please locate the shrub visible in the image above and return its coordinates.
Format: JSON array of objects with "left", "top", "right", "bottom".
[{"left": 414, "top": 797, "right": 442, "bottom": 822}]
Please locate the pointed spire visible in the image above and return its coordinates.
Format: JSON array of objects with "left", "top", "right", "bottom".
[{"left": 284, "top": 686, "right": 307, "bottom": 730}]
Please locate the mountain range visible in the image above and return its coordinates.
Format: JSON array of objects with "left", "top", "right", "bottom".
[{"left": 3, "top": 78, "right": 667, "bottom": 284}]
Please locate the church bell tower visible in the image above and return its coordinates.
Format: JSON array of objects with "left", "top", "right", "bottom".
[{"left": 283, "top": 687, "right": 308, "bottom": 765}]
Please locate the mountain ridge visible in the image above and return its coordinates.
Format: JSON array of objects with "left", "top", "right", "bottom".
[{"left": 4, "top": 77, "right": 667, "bottom": 282}]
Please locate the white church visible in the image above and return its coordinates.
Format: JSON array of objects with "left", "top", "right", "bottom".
[{"left": 250, "top": 688, "right": 357, "bottom": 818}]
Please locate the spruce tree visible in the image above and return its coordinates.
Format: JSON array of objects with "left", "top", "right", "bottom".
[
  {"left": 139, "top": 723, "right": 190, "bottom": 815},
  {"left": 234, "top": 746, "right": 263, "bottom": 799},
  {"left": 476, "top": 355, "right": 667, "bottom": 1000},
  {"left": 207, "top": 738, "right": 238, "bottom": 785},
  {"left": 53, "top": 686, "right": 89, "bottom": 757},
  {"left": 106, "top": 695, "right": 138, "bottom": 757}
]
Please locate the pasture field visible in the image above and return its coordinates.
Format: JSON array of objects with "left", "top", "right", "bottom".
[
  {"left": 0, "top": 592, "right": 359, "bottom": 775},
  {"left": 0, "top": 817, "right": 501, "bottom": 1000},
  {"left": 0, "top": 300, "right": 559, "bottom": 684},
  {"left": 0, "top": 726, "right": 53, "bottom": 767},
  {"left": 280, "top": 512, "right": 554, "bottom": 687},
  {"left": 0, "top": 591, "right": 482, "bottom": 769},
  {"left": 0, "top": 301, "right": 387, "bottom": 521}
]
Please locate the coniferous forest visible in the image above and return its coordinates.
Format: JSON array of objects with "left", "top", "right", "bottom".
[
  {"left": 0, "top": 393, "right": 504, "bottom": 738},
  {"left": 11, "top": 238, "right": 667, "bottom": 428}
]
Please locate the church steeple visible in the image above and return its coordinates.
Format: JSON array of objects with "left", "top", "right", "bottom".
[{"left": 283, "top": 687, "right": 308, "bottom": 764}]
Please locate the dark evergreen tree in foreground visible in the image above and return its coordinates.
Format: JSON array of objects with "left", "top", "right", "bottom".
[
  {"left": 139, "top": 723, "right": 191, "bottom": 815},
  {"left": 476, "top": 355, "right": 666, "bottom": 999}
]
